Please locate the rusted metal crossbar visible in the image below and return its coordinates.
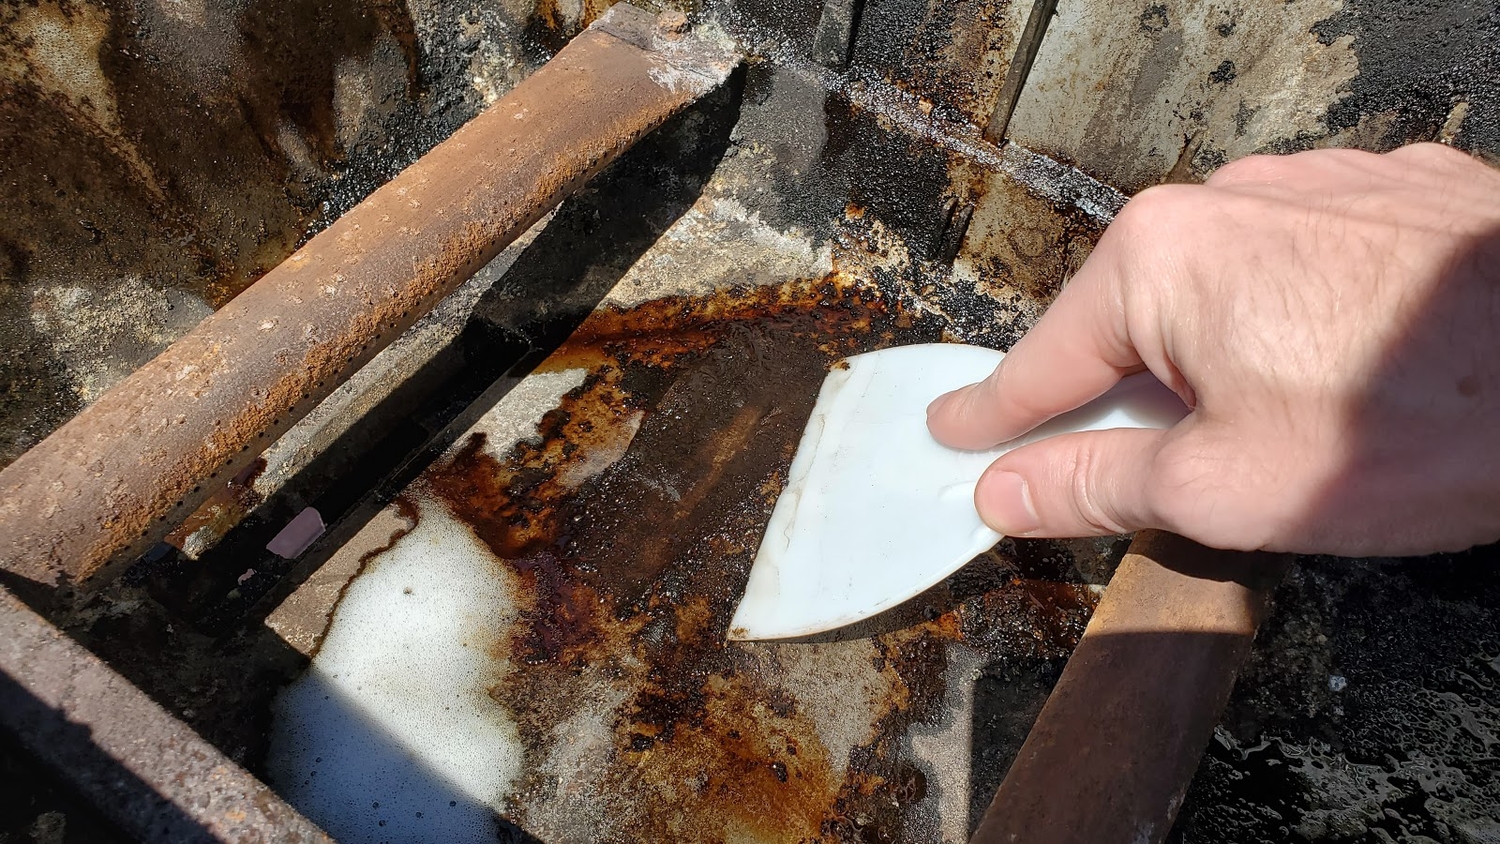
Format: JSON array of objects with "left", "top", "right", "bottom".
[
  {"left": 0, "top": 4, "right": 736, "bottom": 600},
  {"left": 971, "top": 531, "right": 1291, "bottom": 844},
  {"left": 0, "top": 584, "right": 332, "bottom": 843}
]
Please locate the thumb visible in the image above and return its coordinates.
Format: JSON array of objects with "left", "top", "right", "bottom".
[{"left": 974, "top": 427, "right": 1172, "bottom": 538}]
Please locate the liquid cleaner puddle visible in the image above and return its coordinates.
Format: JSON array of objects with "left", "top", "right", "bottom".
[{"left": 268, "top": 276, "right": 1104, "bottom": 844}]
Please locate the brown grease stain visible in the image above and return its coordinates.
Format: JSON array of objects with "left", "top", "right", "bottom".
[{"left": 411, "top": 278, "right": 1102, "bottom": 841}]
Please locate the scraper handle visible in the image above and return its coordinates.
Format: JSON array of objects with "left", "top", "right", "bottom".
[{"left": 969, "top": 530, "right": 1292, "bottom": 844}]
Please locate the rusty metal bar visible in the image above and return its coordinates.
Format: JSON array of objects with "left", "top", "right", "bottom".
[
  {"left": 0, "top": 584, "right": 331, "bottom": 843},
  {"left": 970, "top": 531, "right": 1291, "bottom": 844},
  {"left": 983, "top": 0, "right": 1058, "bottom": 145},
  {"left": 0, "top": 4, "right": 736, "bottom": 599}
]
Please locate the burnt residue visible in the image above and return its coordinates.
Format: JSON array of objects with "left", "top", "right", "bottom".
[
  {"left": 820, "top": 85, "right": 957, "bottom": 250},
  {"left": 162, "top": 459, "right": 268, "bottom": 560},
  {"left": 1169, "top": 552, "right": 1500, "bottom": 843},
  {"left": 966, "top": 653, "right": 1068, "bottom": 833},
  {"left": 428, "top": 278, "right": 930, "bottom": 657},
  {"left": 0, "top": 0, "right": 470, "bottom": 470},
  {"left": 407, "top": 277, "right": 1106, "bottom": 841},
  {"left": 725, "top": 63, "right": 962, "bottom": 256},
  {"left": 521, "top": 0, "right": 618, "bottom": 62},
  {"left": 1312, "top": 0, "right": 1500, "bottom": 156},
  {"left": 846, "top": 0, "right": 1014, "bottom": 127},
  {"left": 0, "top": 3, "right": 725, "bottom": 596}
]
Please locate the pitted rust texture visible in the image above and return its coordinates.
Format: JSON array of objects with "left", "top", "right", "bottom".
[
  {"left": 399, "top": 276, "right": 1109, "bottom": 842},
  {"left": 0, "top": 4, "right": 737, "bottom": 597}
]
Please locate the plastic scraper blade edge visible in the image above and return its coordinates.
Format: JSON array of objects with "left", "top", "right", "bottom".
[{"left": 726, "top": 343, "right": 1189, "bottom": 640}]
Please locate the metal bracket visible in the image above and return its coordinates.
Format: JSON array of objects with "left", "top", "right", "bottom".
[
  {"left": 812, "top": 0, "right": 866, "bottom": 69},
  {"left": 931, "top": 197, "right": 975, "bottom": 264},
  {"left": 984, "top": 0, "right": 1059, "bottom": 145}
]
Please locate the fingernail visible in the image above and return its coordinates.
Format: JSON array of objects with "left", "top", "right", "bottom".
[{"left": 977, "top": 471, "right": 1040, "bottom": 535}]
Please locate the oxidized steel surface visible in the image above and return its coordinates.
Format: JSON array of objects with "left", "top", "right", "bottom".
[
  {"left": 972, "top": 532, "right": 1290, "bottom": 844},
  {"left": 0, "top": 584, "right": 331, "bottom": 844},
  {"left": 3, "top": 0, "right": 1497, "bottom": 839},
  {"left": 270, "top": 213, "right": 1130, "bottom": 839},
  {"left": 0, "top": 4, "right": 737, "bottom": 597}
]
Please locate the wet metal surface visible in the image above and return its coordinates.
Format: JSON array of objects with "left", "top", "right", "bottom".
[
  {"left": 1171, "top": 555, "right": 1500, "bottom": 843},
  {"left": 974, "top": 533, "right": 1290, "bottom": 844},
  {"left": 0, "top": 4, "right": 738, "bottom": 598}
]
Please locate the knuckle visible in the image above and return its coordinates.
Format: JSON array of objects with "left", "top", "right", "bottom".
[
  {"left": 1145, "top": 445, "right": 1287, "bottom": 551},
  {"left": 1115, "top": 184, "right": 1196, "bottom": 232},
  {"left": 1206, "top": 154, "right": 1284, "bottom": 186},
  {"left": 1107, "top": 186, "right": 1201, "bottom": 273},
  {"left": 985, "top": 362, "right": 1037, "bottom": 418},
  {"left": 1390, "top": 140, "right": 1469, "bottom": 167},
  {"left": 1139, "top": 446, "right": 1201, "bottom": 534},
  {"left": 1069, "top": 438, "right": 1131, "bottom": 534}
]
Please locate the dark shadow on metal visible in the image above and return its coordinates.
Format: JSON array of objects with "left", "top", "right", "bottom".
[
  {"left": 267, "top": 670, "right": 547, "bottom": 843},
  {"left": 968, "top": 629, "right": 1277, "bottom": 843},
  {"left": 0, "top": 673, "right": 219, "bottom": 843},
  {"left": 0, "top": 585, "right": 331, "bottom": 843},
  {"left": 2, "top": 577, "right": 548, "bottom": 843},
  {"left": 0, "top": 57, "right": 745, "bottom": 844},
  {"left": 968, "top": 532, "right": 1291, "bottom": 844},
  {"left": 123, "top": 67, "right": 748, "bottom": 639},
  {"left": 966, "top": 654, "right": 1067, "bottom": 835}
]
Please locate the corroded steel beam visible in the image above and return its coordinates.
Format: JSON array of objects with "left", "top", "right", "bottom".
[
  {"left": 0, "top": 4, "right": 736, "bottom": 598},
  {"left": 970, "top": 531, "right": 1291, "bottom": 844}
]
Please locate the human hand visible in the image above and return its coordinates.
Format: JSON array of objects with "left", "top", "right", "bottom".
[{"left": 927, "top": 143, "right": 1500, "bottom": 556}]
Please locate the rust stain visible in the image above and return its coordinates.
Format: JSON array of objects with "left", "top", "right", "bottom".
[
  {"left": 399, "top": 276, "right": 1107, "bottom": 841},
  {"left": 357, "top": 495, "right": 421, "bottom": 568},
  {"left": 163, "top": 458, "right": 267, "bottom": 557},
  {"left": 959, "top": 169, "right": 1105, "bottom": 305}
]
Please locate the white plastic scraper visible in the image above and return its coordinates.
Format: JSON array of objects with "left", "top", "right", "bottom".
[{"left": 727, "top": 343, "right": 1189, "bottom": 640}]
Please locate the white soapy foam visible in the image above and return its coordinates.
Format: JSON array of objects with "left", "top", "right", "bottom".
[
  {"left": 267, "top": 367, "right": 596, "bottom": 840},
  {"left": 267, "top": 506, "right": 525, "bottom": 843}
]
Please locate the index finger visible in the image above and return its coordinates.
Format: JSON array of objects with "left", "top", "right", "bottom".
[{"left": 925, "top": 222, "right": 1148, "bottom": 450}]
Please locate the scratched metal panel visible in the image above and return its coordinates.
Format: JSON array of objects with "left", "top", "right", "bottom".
[{"left": 1001, "top": 0, "right": 1500, "bottom": 192}]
